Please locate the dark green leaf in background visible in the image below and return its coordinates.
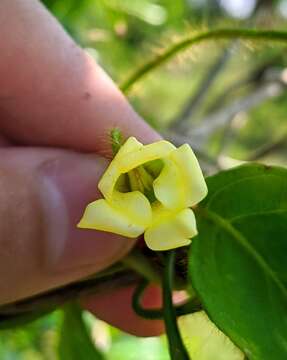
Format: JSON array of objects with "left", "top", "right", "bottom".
[
  {"left": 189, "top": 164, "right": 287, "bottom": 360},
  {"left": 59, "top": 303, "right": 104, "bottom": 360}
]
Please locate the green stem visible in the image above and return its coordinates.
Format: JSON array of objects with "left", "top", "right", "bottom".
[
  {"left": 132, "top": 279, "right": 162, "bottom": 319},
  {"left": 163, "top": 251, "right": 190, "bottom": 360},
  {"left": 120, "top": 28, "right": 287, "bottom": 93},
  {"left": 132, "top": 278, "right": 202, "bottom": 320},
  {"left": 122, "top": 250, "right": 161, "bottom": 284}
]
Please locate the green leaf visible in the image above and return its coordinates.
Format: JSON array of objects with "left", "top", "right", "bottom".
[
  {"left": 58, "top": 303, "right": 104, "bottom": 360},
  {"left": 189, "top": 164, "right": 287, "bottom": 360}
]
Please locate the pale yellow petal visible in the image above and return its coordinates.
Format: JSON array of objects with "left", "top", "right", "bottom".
[
  {"left": 170, "top": 144, "right": 208, "bottom": 207},
  {"left": 77, "top": 199, "right": 143, "bottom": 237},
  {"left": 153, "top": 158, "right": 184, "bottom": 210},
  {"left": 78, "top": 190, "right": 151, "bottom": 238},
  {"left": 116, "top": 137, "right": 143, "bottom": 157},
  {"left": 179, "top": 311, "right": 244, "bottom": 360},
  {"left": 112, "top": 191, "right": 152, "bottom": 228},
  {"left": 118, "top": 141, "right": 175, "bottom": 173},
  {"left": 97, "top": 165, "right": 120, "bottom": 201},
  {"left": 144, "top": 208, "right": 197, "bottom": 251},
  {"left": 98, "top": 137, "right": 143, "bottom": 199}
]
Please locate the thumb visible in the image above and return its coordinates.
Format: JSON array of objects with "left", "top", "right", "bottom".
[{"left": 0, "top": 147, "right": 135, "bottom": 305}]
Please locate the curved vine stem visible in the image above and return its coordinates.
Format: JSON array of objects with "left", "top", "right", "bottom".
[
  {"left": 132, "top": 278, "right": 202, "bottom": 320},
  {"left": 163, "top": 251, "right": 190, "bottom": 360},
  {"left": 120, "top": 28, "right": 287, "bottom": 93}
]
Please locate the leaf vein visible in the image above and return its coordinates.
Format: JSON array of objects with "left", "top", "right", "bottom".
[{"left": 198, "top": 207, "right": 287, "bottom": 299}]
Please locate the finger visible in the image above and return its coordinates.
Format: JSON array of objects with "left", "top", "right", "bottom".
[
  {"left": 0, "top": 134, "right": 10, "bottom": 147},
  {"left": 0, "top": 147, "right": 135, "bottom": 305},
  {"left": 82, "top": 284, "right": 164, "bottom": 337},
  {"left": 0, "top": 0, "right": 160, "bottom": 156}
]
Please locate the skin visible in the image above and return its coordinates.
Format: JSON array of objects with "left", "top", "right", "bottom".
[{"left": 0, "top": 0, "right": 164, "bottom": 336}]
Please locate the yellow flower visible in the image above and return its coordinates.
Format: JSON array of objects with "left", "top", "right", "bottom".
[{"left": 78, "top": 137, "right": 207, "bottom": 251}]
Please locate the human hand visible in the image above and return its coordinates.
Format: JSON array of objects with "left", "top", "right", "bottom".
[{"left": 0, "top": 0, "right": 163, "bottom": 336}]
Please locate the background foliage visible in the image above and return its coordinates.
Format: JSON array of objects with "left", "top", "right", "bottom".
[{"left": 1, "top": 0, "right": 287, "bottom": 358}]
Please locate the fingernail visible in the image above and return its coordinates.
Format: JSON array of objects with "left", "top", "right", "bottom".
[{"left": 38, "top": 151, "right": 135, "bottom": 273}]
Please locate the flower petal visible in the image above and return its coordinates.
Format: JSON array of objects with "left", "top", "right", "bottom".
[
  {"left": 112, "top": 191, "right": 152, "bottom": 227},
  {"left": 144, "top": 207, "right": 197, "bottom": 251},
  {"left": 118, "top": 141, "right": 175, "bottom": 173},
  {"left": 170, "top": 144, "right": 207, "bottom": 207},
  {"left": 117, "top": 136, "right": 143, "bottom": 157},
  {"left": 153, "top": 145, "right": 207, "bottom": 210},
  {"left": 153, "top": 158, "right": 184, "bottom": 210},
  {"left": 78, "top": 191, "right": 152, "bottom": 238},
  {"left": 98, "top": 137, "right": 143, "bottom": 199}
]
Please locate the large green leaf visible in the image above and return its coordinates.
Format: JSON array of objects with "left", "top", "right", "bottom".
[
  {"left": 189, "top": 164, "right": 287, "bottom": 360},
  {"left": 58, "top": 303, "right": 104, "bottom": 360}
]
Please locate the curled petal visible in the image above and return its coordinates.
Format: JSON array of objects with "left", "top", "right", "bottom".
[
  {"left": 153, "top": 144, "right": 207, "bottom": 210},
  {"left": 144, "top": 207, "right": 197, "bottom": 251},
  {"left": 153, "top": 158, "right": 184, "bottom": 210},
  {"left": 170, "top": 144, "right": 207, "bottom": 207},
  {"left": 98, "top": 137, "right": 143, "bottom": 199},
  {"left": 117, "top": 136, "right": 143, "bottom": 157},
  {"left": 78, "top": 191, "right": 152, "bottom": 238},
  {"left": 112, "top": 191, "right": 152, "bottom": 227},
  {"left": 118, "top": 141, "right": 175, "bottom": 173}
]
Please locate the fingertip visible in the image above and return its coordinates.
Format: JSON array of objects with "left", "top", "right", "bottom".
[
  {"left": 0, "top": 1, "right": 161, "bottom": 153},
  {"left": 0, "top": 147, "right": 136, "bottom": 304}
]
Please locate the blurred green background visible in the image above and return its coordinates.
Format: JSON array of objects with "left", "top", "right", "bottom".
[
  {"left": 1, "top": 0, "right": 287, "bottom": 358},
  {"left": 40, "top": 0, "right": 287, "bottom": 173}
]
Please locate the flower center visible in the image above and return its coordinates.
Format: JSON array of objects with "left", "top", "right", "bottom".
[
  {"left": 128, "top": 166, "right": 157, "bottom": 203},
  {"left": 115, "top": 159, "right": 164, "bottom": 204}
]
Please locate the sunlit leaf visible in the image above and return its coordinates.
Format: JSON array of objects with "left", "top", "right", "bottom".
[{"left": 179, "top": 311, "right": 244, "bottom": 360}]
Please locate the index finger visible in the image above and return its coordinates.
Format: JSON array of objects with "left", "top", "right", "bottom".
[{"left": 0, "top": 0, "right": 160, "bottom": 155}]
